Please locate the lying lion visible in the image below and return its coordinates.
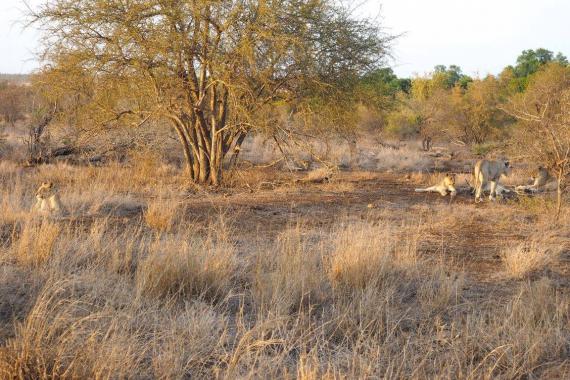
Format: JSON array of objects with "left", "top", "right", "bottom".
[
  {"left": 415, "top": 173, "right": 457, "bottom": 197},
  {"left": 515, "top": 166, "right": 558, "bottom": 194}
]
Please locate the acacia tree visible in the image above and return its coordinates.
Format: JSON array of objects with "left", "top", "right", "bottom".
[
  {"left": 29, "top": 0, "right": 391, "bottom": 184},
  {"left": 502, "top": 63, "right": 570, "bottom": 219}
]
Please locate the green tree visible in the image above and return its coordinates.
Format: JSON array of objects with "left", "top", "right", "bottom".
[
  {"left": 498, "top": 66, "right": 522, "bottom": 94},
  {"left": 391, "top": 75, "right": 452, "bottom": 144},
  {"left": 500, "top": 48, "right": 568, "bottom": 94},
  {"left": 30, "top": 0, "right": 392, "bottom": 184},
  {"left": 509, "top": 48, "right": 568, "bottom": 91},
  {"left": 514, "top": 49, "right": 552, "bottom": 78},
  {"left": 555, "top": 52, "right": 569, "bottom": 66},
  {"left": 398, "top": 72, "right": 509, "bottom": 146},
  {"left": 356, "top": 68, "right": 410, "bottom": 111},
  {"left": 431, "top": 65, "right": 472, "bottom": 89}
]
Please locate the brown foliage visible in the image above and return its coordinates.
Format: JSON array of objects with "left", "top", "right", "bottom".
[
  {"left": 0, "top": 82, "right": 29, "bottom": 126},
  {"left": 503, "top": 63, "right": 570, "bottom": 218},
  {"left": 30, "top": 0, "right": 392, "bottom": 184}
]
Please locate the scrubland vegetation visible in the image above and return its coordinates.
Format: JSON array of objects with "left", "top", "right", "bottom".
[
  {"left": 0, "top": 161, "right": 568, "bottom": 378},
  {"left": 0, "top": 0, "right": 569, "bottom": 378}
]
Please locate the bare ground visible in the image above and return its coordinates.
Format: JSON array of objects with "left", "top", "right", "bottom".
[{"left": 167, "top": 171, "right": 569, "bottom": 281}]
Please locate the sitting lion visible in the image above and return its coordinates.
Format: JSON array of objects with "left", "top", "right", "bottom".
[
  {"left": 415, "top": 173, "right": 457, "bottom": 197},
  {"left": 515, "top": 166, "right": 558, "bottom": 194},
  {"left": 32, "top": 182, "right": 67, "bottom": 216}
]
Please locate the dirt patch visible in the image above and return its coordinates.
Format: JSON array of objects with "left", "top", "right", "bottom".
[{"left": 165, "top": 172, "right": 569, "bottom": 284}]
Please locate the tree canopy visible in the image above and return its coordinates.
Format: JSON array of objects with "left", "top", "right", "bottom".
[
  {"left": 30, "top": 0, "right": 393, "bottom": 184},
  {"left": 501, "top": 48, "right": 569, "bottom": 92}
]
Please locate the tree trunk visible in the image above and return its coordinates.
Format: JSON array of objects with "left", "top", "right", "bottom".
[
  {"left": 168, "top": 84, "right": 233, "bottom": 185},
  {"left": 170, "top": 121, "right": 227, "bottom": 185},
  {"left": 556, "top": 168, "right": 563, "bottom": 221},
  {"left": 208, "top": 138, "right": 222, "bottom": 186},
  {"left": 227, "top": 133, "right": 247, "bottom": 169}
]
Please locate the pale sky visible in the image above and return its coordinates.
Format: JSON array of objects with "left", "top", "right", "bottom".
[{"left": 1, "top": 0, "right": 569, "bottom": 78}]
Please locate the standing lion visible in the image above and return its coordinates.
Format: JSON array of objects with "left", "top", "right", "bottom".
[{"left": 473, "top": 159, "right": 512, "bottom": 202}]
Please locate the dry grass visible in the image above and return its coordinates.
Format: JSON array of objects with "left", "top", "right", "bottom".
[
  {"left": 0, "top": 275, "right": 228, "bottom": 379},
  {"left": 499, "top": 166, "right": 534, "bottom": 186},
  {"left": 372, "top": 145, "right": 432, "bottom": 172},
  {"left": 252, "top": 224, "right": 329, "bottom": 316},
  {"left": 239, "top": 135, "right": 433, "bottom": 172},
  {"left": 14, "top": 219, "right": 61, "bottom": 267},
  {"left": 136, "top": 232, "right": 241, "bottom": 301},
  {"left": 329, "top": 222, "right": 418, "bottom": 289},
  {"left": 144, "top": 197, "right": 180, "bottom": 232},
  {"left": 304, "top": 167, "right": 334, "bottom": 182},
  {"left": 502, "top": 240, "right": 556, "bottom": 279},
  {"left": 0, "top": 149, "right": 568, "bottom": 379}
]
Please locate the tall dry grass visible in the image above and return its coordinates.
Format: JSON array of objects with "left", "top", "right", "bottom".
[
  {"left": 502, "top": 239, "right": 558, "bottom": 279},
  {"left": 14, "top": 219, "right": 61, "bottom": 267},
  {"left": 252, "top": 224, "right": 329, "bottom": 316},
  {"left": 136, "top": 232, "right": 241, "bottom": 301},
  {"left": 0, "top": 211, "right": 567, "bottom": 378},
  {"left": 144, "top": 196, "right": 180, "bottom": 232},
  {"left": 0, "top": 161, "right": 568, "bottom": 379}
]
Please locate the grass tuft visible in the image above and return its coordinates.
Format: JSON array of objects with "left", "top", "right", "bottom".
[{"left": 502, "top": 241, "right": 555, "bottom": 279}]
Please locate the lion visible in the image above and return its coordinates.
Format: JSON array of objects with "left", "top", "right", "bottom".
[
  {"left": 473, "top": 159, "right": 512, "bottom": 202},
  {"left": 468, "top": 180, "right": 512, "bottom": 198},
  {"left": 415, "top": 173, "right": 457, "bottom": 197},
  {"left": 515, "top": 166, "right": 558, "bottom": 194},
  {"left": 466, "top": 175, "right": 511, "bottom": 198},
  {"left": 32, "top": 182, "right": 66, "bottom": 216}
]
